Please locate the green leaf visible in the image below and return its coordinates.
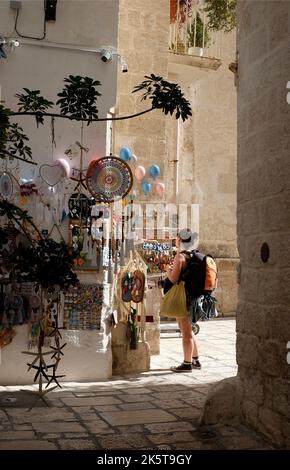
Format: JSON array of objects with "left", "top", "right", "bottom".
[
  {"left": 0, "top": 105, "right": 11, "bottom": 158},
  {"left": 204, "top": 0, "right": 236, "bottom": 33},
  {"left": 15, "top": 89, "right": 53, "bottom": 127},
  {"left": 56, "top": 75, "right": 102, "bottom": 124},
  {"left": 6, "top": 123, "right": 33, "bottom": 160},
  {"left": 133, "top": 75, "right": 192, "bottom": 121}
]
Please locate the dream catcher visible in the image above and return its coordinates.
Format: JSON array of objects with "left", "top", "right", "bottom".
[
  {"left": 0, "top": 170, "right": 20, "bottom": 203},
  {"left": 0, "top": 173, "right": 13, "bottom": 199},
  {"left": 86, "top": 156, "right": 133, "bottom": 203}
]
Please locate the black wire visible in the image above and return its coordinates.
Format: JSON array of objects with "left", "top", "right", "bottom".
[{"left": 14, "top": 1, "right": 46, "bottom": 41}]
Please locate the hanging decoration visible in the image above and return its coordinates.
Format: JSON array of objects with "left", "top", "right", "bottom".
[
  {"left": 154, "top": 181, "right": 165, "bottom": 196},
  {"left": 68, "top": 192, "right": 92, "bottom": 221},
  {"left": 119, "top": 146, "right": 132, "bottom": 161},
  {"left": 86, "top": 156, "right": 133, "bottom": 203},
  {"left": 56, "top": 158, "right": 71, "bottom": 178},
  {"left": 0, "top": 172, "right": 13, "bottom": 199},
  {"left": 141, "top": 180, "right": 152, "bottom": 195},
  {"left": 142, "top": 252, "right": 175, "bottom": 274},
  {"left": 149, "top": 164, "right": 161, "bottom": 180},
  {"left": 39, "top": 162, "right": 66, "bottom": 187},
  {"left": 121, "top": 269, "right": 145, "bottom": 303},
  {"left": 20, "top": 182, "right": 39, "bottom": 197},
  {"left": 116, "top": 147, "right": 165, "bottom": 199},
  {"left": 134, "top": 165, "right": 146, "bottom": 181},
  {"left": 131, "top": 154, "right": 138, "bottom": 164}
]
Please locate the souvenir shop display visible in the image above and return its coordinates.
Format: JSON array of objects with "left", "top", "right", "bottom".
[
  {"left": 113, "top": 251, "right": 148, "bottom": 348},
  {"left": 68, "top": 195, "right": 107, "bottom": 270},
  {"left": 0, "top": 279, "right": 43, "bottom": 353},
  {"left": 138, "top": 240, "right": 175, "bottom": 275},
  {"left": 0, "top": 73, "right": 194, "bottom": 394},
  {"left": 0, "top": 200, "right": 78, "bottom": 405},
  {"left": 63, "top": 283, "right": 103, "bottom": 330}
]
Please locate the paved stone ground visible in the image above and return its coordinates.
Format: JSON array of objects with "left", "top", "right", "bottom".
[{"left": 0, "top": 319, "right": 273, "bottom": 450}]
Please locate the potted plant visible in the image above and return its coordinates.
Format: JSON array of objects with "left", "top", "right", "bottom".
[
  {"left": 204, "top": 0, "right": 236, "bottom": 33},
  {"left": 187, "top": 13, "right": 210, "bottom": 56}
]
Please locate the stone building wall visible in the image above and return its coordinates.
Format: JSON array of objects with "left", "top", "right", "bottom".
[
  {"left": 203, "top": 0, "right": 290, "bottom": 448},
  {"left": 111, "top": 0, "right": 170, "bottom": 369},
  {"left": 114, "top": 0, "right": 169, "bottom": 176},
  {"left": 112, "top": 1, "right": 238, "bottom": 372},
  {"left": 167, "top": 30, "right": 238, "bottom": 316},
  {"left": 236, "top": 0, "right": 290, "bottom": 447}
]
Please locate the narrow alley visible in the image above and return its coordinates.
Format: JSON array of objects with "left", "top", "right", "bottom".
[{"left": 0, "top": 319, "right": 271, "bottom": 450}]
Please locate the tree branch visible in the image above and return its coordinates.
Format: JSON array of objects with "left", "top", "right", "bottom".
[
  {"left": 10, "top": 107, "right": 155, "bottom": 122},
  {"left": 1, "top": 149, "right": 38, "bottom": 165}
]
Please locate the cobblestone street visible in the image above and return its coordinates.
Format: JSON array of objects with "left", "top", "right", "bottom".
[{"left": 0, "top": 319, "right": 272, "bottom": 450}]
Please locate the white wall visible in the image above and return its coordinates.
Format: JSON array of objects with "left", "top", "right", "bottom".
[
  {"left": 0, "top": 0, "right": 119, "bottom": 384},
  {"left": 0, "top": 325, "right": 112, "bottom": 385},
  {"left": 0, "top": 0, "right": 119, "bottom": 180}
]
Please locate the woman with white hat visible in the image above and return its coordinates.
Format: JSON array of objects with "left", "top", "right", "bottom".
[{"left": 166, "top": 228, "right": 201, "bottom": 372}]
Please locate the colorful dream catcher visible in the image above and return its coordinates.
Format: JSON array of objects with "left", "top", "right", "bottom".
[{"left": 86, "top": 156, "right": 133, "bottom": 203}]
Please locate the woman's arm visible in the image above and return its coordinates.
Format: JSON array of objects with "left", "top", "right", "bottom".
[{"left": 167, "top": 253, "right": 185, "bottom": 284}]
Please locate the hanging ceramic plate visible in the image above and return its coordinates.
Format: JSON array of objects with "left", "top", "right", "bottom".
[
  {"left": 0, "top": 172, "right": 13, "bottom": 199},
  {"left": 86, "top": 156, "right": 133, "bottom": 203}
]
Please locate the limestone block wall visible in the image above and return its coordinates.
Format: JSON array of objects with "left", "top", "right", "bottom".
[
  {"left": 113, "top": 3, "right": 237, "bottom": 365},
  {"left": 237, "top": 0, "right": 290, "bottom": 447},
  {"left": 111, "top": 0, "right": 169, "bottom": 367},
  {"left": 167, "top": 29, "right": 238, "bottom": 315},
  {"left": 114, "top": 0, "right": 169, "bottom": 192}
]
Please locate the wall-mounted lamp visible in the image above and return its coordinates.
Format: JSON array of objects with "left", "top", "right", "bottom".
[{"left": 45, "top": 0, "right": 57, "bottom": 22}]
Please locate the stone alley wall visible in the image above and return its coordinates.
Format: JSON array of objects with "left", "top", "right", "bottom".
[{"left": 236, "top": 0, "right": 290, "bottom": 447}]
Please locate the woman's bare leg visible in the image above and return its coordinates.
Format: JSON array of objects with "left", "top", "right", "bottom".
[{"left": 177, "top": 316, "right": 198, "bottom": 362}]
